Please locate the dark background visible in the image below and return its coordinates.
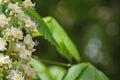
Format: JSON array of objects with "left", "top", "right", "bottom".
[{"left": 33, "top": 0, "right": 120, "bottom": 80}]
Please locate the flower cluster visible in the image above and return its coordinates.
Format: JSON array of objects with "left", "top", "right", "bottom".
[{"left": 0, "top": 0, "right": 38, "bottom": 80}]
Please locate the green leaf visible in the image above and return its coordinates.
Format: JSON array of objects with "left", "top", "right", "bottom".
[
  {"left": 16, "top": 0, "right": 80, "bottom": 62},
  {"left": 0, "top": 73, "right": 3, "bottom": 77},
  {"left": 63, "top": 63, "right": 109, "bottom": 80},
  {"left": 48, "top": 66, "right": 66, "bottom": 80},
  {"left": 43, "top": 16, "right": 80, "bottom": 62},
  {"left": 0, "top": 5, "right": 3, "bottom": 14},
  {"left": 30, "top": 58, "right": 54, "bottom": 80},
  {"left": 32, "top": 32, "right": 41, "bottom": 38}
]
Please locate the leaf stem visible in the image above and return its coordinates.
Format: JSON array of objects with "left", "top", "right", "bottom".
[
  {"left": 33, "top": 56, "right": 73, "bottom": 67},
  {"left": 7, "top": 36, "right": 12, "bottom": 55}
]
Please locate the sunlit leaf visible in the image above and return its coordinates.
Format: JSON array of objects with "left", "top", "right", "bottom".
[
  {"left": 32, "top": 32, "right": 41, "bottom": 38},
  {"left": 63, "top": 63, "right": 109, "bottom": 80},
  {"left": 48, "top": 66, "right": 66, "bottom": 80},
  {"left": 17, "top": 0, "right": 80, "bottom": 62},
  {"left": 0, "top": 73, "right": 3, "bottom": 78},
  {"left": 30, "top": 59, "right": 54, "bottom": 80},
  {"left": 43, "top": 16, "right": 80, "bottom": 62}
]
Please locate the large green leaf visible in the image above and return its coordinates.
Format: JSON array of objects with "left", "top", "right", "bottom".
[
  {"left": 48, "top": 66, "right": 66, "bottom": 80},
  {"left": 63, "top": 63, "right": 109, "bottom": 80},
  {"left": 30, "top": 59, "right": 54, "bottom": 80},
  {"left": 16, "top": 0, "right": 80, "bottom": 62},
  {"left": 43, "top": 17, "right": 80, "bottom": 62}
]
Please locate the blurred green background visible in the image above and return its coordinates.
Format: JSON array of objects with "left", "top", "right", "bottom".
[{"left": 33, "top": 0, "right": 120, "bottom": 80}]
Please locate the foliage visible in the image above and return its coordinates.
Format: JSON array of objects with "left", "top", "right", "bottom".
[
  {"left": 0, "top": 0, "right": 109, "bottom": 80},
  {"left": 63, "top": 63, "right": 109, "bottom": 80},
  {"left": 43, "top": 16, "right": 80, "bottom": 62},
  {"left": 27, "top": 4, "right": 109, "bottom": 80}
]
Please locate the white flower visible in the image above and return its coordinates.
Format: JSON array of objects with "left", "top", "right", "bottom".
[
  {"left": 0, "top": 0, "right": 2, "bottom": 4},
  {"left": 24, "top": 18, "right": 33, "bottom": 28},
  {"left": 17, "top": 11, "right": 27, "bottom": 21},
  {"left": 8, "top": 2, "right": 22, "bottom": 13},
  {"left": 11, "top": 27, "right": 23, "bottom": 39},
  {"left": 17, "top": 13, "right": 37, "bottom": 33},
  {"left": 2, "top": 28, "right": 12, "bottom": 39},
  {"left": 23, "top": 64, "right": 36, "bottom": 78},
  {"left": 0, "top": 53, "right": 11, "bottom": 66},
  {"left": 1, "top": 56, "right": 10, "bottom": 64},
  {"left": 17, "top": 13, "right": 38, "bottom": 33},
  {"left": 23, "top": 0, "right": 35, "bottom": 9},
  {"left": 19, "top": 49, "right": 32, "bottom": 59},
  {"left": 12, "top": 42, "right": 32, "bottom": 59},
  {"left": 2, "top": 27, "right": 23, "bottom": 39},
  {"left": 0, "top": 14, "right": 8, "bottom": 28},
  {"left": 24, "top": 34, "right": 35, "bottom": 49},
  {"left": 6, "top": 70, "right": 24, "bottom": 80},
  {"left": 0, "top": 38, "right": 7, "bottom": 51},
  {"left": 25, "top": 20, "right": 38, "bottom": 32},
  {"left": 0, "top": 55, "right": 11, "bottom": 65},
  {"left": 21, "top": 16, "right": 38, "bottom": 33},
  {"left": 12, "top": 42, "right": 26, "bottom": 52}
]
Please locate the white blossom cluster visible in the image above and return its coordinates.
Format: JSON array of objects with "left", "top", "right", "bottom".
[{"left": 0, "top": 0, "right": 38, "bottom": 80}]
